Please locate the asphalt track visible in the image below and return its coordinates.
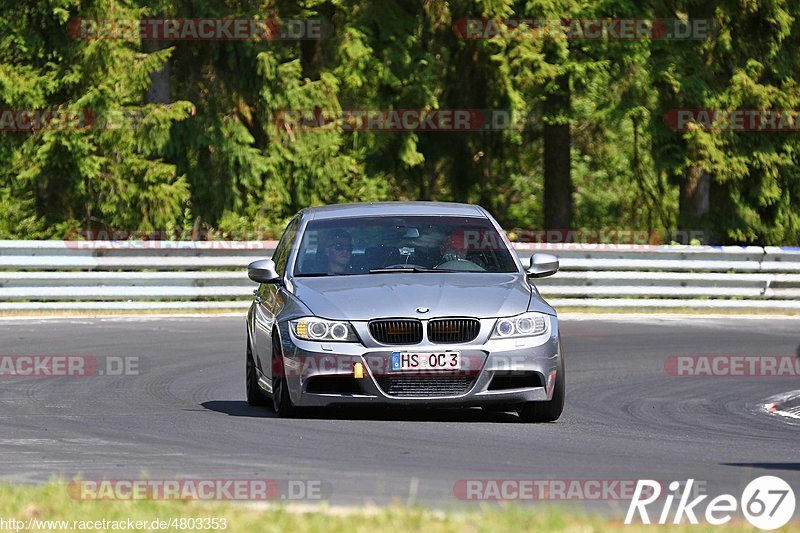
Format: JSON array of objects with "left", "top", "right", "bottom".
[{"left": 0, "top": 315, "right": 798, "bottom": 515}]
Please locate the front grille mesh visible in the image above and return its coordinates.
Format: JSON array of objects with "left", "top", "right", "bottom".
[
  {"left": 376, "top": 375, "right": 475, "bottom": 397},
  {"left": 427, "top": 318, "right": 480, "bottom": 343},
  {"left": 369, "top": 320, "right": 423, "bottom": 345}
]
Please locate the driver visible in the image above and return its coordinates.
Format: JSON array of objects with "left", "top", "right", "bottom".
[
  {"left": 440, "top": 229, "right": 471, "bottom": 263},
  {"left": 319, "top": 229, "right": 354, "bottom": 274}
]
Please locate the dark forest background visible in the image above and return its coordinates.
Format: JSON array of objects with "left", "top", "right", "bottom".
[{"left": 2, "top": 0, "right": 799, "bottom": 244}]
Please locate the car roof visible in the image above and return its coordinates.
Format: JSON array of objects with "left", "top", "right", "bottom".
[{"left": 302, "top": 201, "right": 486, "bottom": 221}]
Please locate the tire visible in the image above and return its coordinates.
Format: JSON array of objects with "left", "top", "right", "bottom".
[
  {"left": 246, "top": 339, "right": 270, "bottom": 407},
  {"left": 271, "top": 332, "right": 297, "bottom": 418},
  {"left": 517, "top": 341, "right": 565, "bottom": 423}
]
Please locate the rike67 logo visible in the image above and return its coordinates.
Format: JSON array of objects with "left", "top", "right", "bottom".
[{"left": 625, "top": 477, "right": 796, "bottom": 530}]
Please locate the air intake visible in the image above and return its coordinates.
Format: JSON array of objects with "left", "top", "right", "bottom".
[{"left": 376, "top": 375, "right": 475, "bottom": 397}]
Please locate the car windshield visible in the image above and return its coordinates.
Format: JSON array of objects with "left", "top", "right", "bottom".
[{"left": 293, "top": 215, "right": 519, "bottom": 276}]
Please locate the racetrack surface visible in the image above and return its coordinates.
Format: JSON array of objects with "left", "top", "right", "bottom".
[{"left": 0, "top": 315, "right": 798, "bottom": 513}]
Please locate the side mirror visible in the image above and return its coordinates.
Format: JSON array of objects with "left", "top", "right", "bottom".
[
  {"left": 526, "top": 253, "right": 559, "bottom": 278},
  {"left": 248, "top": 259, "right": 281, "bottom": 284}
]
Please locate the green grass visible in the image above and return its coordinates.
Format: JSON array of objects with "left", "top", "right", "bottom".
[{"left": 0, "top": 483, "right": 794, "bottom": 532}]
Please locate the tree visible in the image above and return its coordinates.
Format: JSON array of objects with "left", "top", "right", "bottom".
[
  {"left": 0, "top": 0, "right": 193, "bottom": 238},
  {"left": 649, "top": 0, "right": 800, "bottom": 243}
]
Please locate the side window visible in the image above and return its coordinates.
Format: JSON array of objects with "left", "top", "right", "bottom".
[{"left": 272, "top": 217, "right": 300, "bottom": 275}]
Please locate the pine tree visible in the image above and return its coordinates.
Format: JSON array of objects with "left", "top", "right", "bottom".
[{"left": 0, "top": 0, "right": 193, "bottom": 238}]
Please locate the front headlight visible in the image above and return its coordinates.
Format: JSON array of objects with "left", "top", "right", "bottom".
[
  {"left": 490, "top": 312, "right": 548, "bottom": 339},
  {"left": 290, "top": 318, "right": 359, "bottom": 342}
]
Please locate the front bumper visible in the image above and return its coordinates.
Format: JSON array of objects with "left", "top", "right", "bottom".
[{"left": 265, "top": 316, "right": 561, "bottom": 407}]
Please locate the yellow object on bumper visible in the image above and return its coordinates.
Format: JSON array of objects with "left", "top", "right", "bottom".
[{"left": 353, "top": 362, "right": 364, "bottom": 379}]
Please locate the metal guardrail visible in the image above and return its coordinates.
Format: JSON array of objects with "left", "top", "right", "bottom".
[{"left": 1, "top": 241, "right": 799, "bottom": 311}]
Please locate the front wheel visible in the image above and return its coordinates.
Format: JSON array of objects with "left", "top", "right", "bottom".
[
  {"left": 246, "top": 340, "right": 270, "bottom": 407},
  {"left": 517, "top": 341, "right": 565, "bottom": 423},
  {"left": 271, "top": 333, "right": 297, "bottom": 418}
]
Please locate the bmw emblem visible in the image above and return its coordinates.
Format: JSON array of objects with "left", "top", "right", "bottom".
[{"left": 416, "top": 307, "right": 429, "bottom": 314}]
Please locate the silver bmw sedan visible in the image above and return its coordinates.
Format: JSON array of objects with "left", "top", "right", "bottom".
[{"left": 245, "top": 201, "right": 564, "bottom": 422}]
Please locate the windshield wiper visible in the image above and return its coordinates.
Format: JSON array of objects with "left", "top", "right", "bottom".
[{"left": 369, "top": 266, "right": 443, "bottom": 273}]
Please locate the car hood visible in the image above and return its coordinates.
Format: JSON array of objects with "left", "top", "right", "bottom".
[{"left": 291, "top": 273, "right": 553, "bottom": 320}]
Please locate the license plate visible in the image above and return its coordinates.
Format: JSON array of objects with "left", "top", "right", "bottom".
[{"left": 391, "top": 351, "right": 461, "bottom": 371}]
